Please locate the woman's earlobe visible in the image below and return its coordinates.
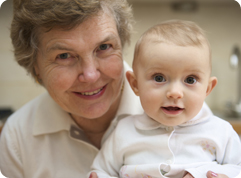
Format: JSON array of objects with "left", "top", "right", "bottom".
[
  {"left": 34, "top": 65, "right": 39, "bottom": 76},
  {"left": 34, "top": 65, "right": 42, "bottom": 84},
  {"left": 126, "top": 71, "right": 139, "bottom": 96}
]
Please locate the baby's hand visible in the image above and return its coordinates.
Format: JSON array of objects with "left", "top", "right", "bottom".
[
  {"left": 206, "top": 171, "right": 229, "bottom": 178},
  {"left": 89, "top": 172, "right": 98, "bottom": 178},
  {"left": 183, "top": 172, "right": 194, "bottom": 178}
]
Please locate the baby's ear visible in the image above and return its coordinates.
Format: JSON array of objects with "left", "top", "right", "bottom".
[
  {"left": 126, "top": 71, "right": 139, "bottom": 96},
  {"left": 206, "top": 76, "right": 218, "bottom": 96}
]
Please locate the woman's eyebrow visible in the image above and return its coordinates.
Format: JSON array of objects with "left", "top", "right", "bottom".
[
  {"left": 46, "top": 44, "right": 74, "bottom": 53},
  {"left": 46, "top": 34, "right": 120, "bottom": 53},
  {"left": 98, "top": 34, "right": 120, "bottom": 45}
]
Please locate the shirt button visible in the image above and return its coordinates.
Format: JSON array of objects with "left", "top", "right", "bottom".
[
  {"left": 166, "top": 159, "right": 173, "bottom": 164},
  {"left": 166, "top": 127, "right": 174, "bottom": 131},
  {"left": 74, "top": 130, "right": 80, "bottom": 136}
]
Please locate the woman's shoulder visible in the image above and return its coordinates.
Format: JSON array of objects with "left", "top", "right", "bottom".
[{"left": 3, "top": 92, "right": 50, "bottom": 130}]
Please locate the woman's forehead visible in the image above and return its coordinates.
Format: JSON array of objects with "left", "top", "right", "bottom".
[{"left": 38, "top": 13, "right": 120, "bottom": 49}]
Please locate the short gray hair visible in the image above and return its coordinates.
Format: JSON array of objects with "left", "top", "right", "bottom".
[{"left": 11, "top": 0, "right": 134, "bottom": 79}]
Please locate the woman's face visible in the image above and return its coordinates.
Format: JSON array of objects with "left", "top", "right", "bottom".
[{"left": 35, "top": 13, "right": 124, "bottom": 120}]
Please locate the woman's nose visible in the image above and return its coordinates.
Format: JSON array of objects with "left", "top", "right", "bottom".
[
  {"left": 78, "top": 58, "right": 100, "bottom": 83},
  {"left": 166, "top": 82, "right": 183, "bottom": 99}
]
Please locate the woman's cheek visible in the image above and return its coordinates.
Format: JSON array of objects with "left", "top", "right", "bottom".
[
  {"left": 102, "top": 57, "right": 124, "bottom": 79},
  {"left": 44, "top": 67, "right": 75, "bottom": 92}
]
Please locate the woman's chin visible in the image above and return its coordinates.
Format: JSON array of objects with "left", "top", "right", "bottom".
[{"left": 74, "top": 104, "right": 111, "bottom": 120}]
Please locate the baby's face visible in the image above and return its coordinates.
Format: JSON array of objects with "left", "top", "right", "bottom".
[{"left": 134, "top": 42, "right": 216, "bottom": 126}]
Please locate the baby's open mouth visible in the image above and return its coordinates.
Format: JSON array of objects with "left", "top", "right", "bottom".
[
  {"left": 162, "top": 107, "right": 183, "bottom": 111},
  {"left": 161, "top": 106, "right": 184, "bottom": 115}
]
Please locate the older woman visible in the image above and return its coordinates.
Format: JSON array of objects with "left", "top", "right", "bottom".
[{"left": 0, "top": 0, "right": 229, "bottom": 178}]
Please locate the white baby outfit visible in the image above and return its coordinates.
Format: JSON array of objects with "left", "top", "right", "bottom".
[{"left": 90, "top": 104, "right": 241, "bottom": 178}]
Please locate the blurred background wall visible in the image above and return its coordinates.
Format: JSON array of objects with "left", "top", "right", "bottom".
[
  {"left": 0, "top": 0, "right": 46, "bottom": 113},
  {"left": 0, "top": 0, "right": 241, "bottom": 113}
]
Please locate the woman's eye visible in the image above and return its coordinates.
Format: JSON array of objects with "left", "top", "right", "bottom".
[
  {"left": 154, "top": 75, "right": 166, "bottom": 82},
  {"left": 58, "top": 53, "right": 70, "bottom": 59},
  {"left": 99, "top": 44, "right": 111, "bottom": 50},
  {"left": 185, "top": 77, "right": 197, "bottom": 84}
]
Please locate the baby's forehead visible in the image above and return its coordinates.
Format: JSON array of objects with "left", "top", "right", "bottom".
[
  {"left": 143, "top": 34, "right": 209, "bottom": 48},
  {"left": 134, "top": 41, "right": 212, "bottom": 72},
  {"left": 148, "top": 40, "right": 207, "bottom": 51},
  {"left": 140, "top": 39, "right": 210, "bottom": 57}
]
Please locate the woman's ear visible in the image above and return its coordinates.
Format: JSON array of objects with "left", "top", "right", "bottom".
[
  {"left": 34, "top": 64, "right": 40, "bottom": 76},
  {"left": 206, "top": 76, "right": 218, "bottom": 96},
  {"left": 126, "top": 71, "right": 139, "bottom": 96},
  {"left": 34, "top": 63, "right": 43, "bottom": 84}
]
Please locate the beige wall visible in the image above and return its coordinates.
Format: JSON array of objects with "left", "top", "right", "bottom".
[
  {"left": 0, "top": 0, "right": 46, "bottom": 111},
  {"left": 0, "top": 0, "right": 241, "bottom": 112}
]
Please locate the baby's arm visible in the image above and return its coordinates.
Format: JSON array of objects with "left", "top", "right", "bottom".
[
  {"left": 185, "top": 128, "right": 241, "bottom": 178},
  {"left": 183, "top": 171, "right": 230, "bottom": 178},
  {"left": 185, "top": 163, "right": 241, "bottom": 178},
  {"left": 206, "top": 171, "right": 229, "bottom": 178},
  {"left": 88, "top": 128, "right": 123, "bottom": 178}
]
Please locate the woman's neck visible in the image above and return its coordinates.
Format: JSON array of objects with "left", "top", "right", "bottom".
[{"left": 70, "top": 94, "right": 121, "bottom": 149}]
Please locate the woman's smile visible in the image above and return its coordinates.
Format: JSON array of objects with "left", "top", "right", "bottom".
[
  {"left": 79, "top": 85, "right": 105, "bottom": 96},
  {"left": 73, "top": 85, "right": 107, "bottom": 99}
]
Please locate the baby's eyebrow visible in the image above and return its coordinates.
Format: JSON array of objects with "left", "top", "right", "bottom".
[
  {"left": 187, "top": 69, "right": 206, "bottom": 74},
  {"left": 144, "top": 66, "right": 166, "bottom": 72}
]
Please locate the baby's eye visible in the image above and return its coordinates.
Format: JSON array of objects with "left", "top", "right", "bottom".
[
  {"left": 98, "top": 44, "right": 111, "bottom": 51},
  {"left": 154, "top": 75, "right": 166, "bottom": 82},
  {"left": 57, "top": 53, "right": 71, "bottom": 59},
  {"left": 185, "top": 77, "right": 197, "bottom": 84}
]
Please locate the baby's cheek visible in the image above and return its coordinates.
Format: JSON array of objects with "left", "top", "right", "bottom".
[
  {"left": 187, "top": 95, "right": 205, "bottom": 117},
  {"left": 140, "top": 95, "right": 155, "bottom": 112}
]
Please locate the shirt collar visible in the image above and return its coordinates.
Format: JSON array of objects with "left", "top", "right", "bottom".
[
  {"left": 135, "top": 102, "right": 213, "bottom": 131},
  {"left": 33, "top": 92, "right": 74, "bottom": 136}
]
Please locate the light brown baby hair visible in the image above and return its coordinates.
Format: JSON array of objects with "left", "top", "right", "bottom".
[{"left": 133, "top": 20, "right": 211, "bottom": 72}]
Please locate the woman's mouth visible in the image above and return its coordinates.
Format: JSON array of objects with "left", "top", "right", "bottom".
[
  {"left": 80, "top": 87, "right": 104, "bottom": 96},
  {"left": 73, "top": 85, "right": 106, "bottom": 99}
]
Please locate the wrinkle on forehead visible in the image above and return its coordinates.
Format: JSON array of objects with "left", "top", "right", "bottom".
[{"left": 37, "top": 12, "right": 121, "bottom": 55}]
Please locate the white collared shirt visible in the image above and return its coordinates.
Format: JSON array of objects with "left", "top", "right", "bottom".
[
  {"left": 91, "top": 104, "right": 241, "bottom": 178},
  {"left": 0, "top": 62, "right": 144, "bottom": 178}
]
